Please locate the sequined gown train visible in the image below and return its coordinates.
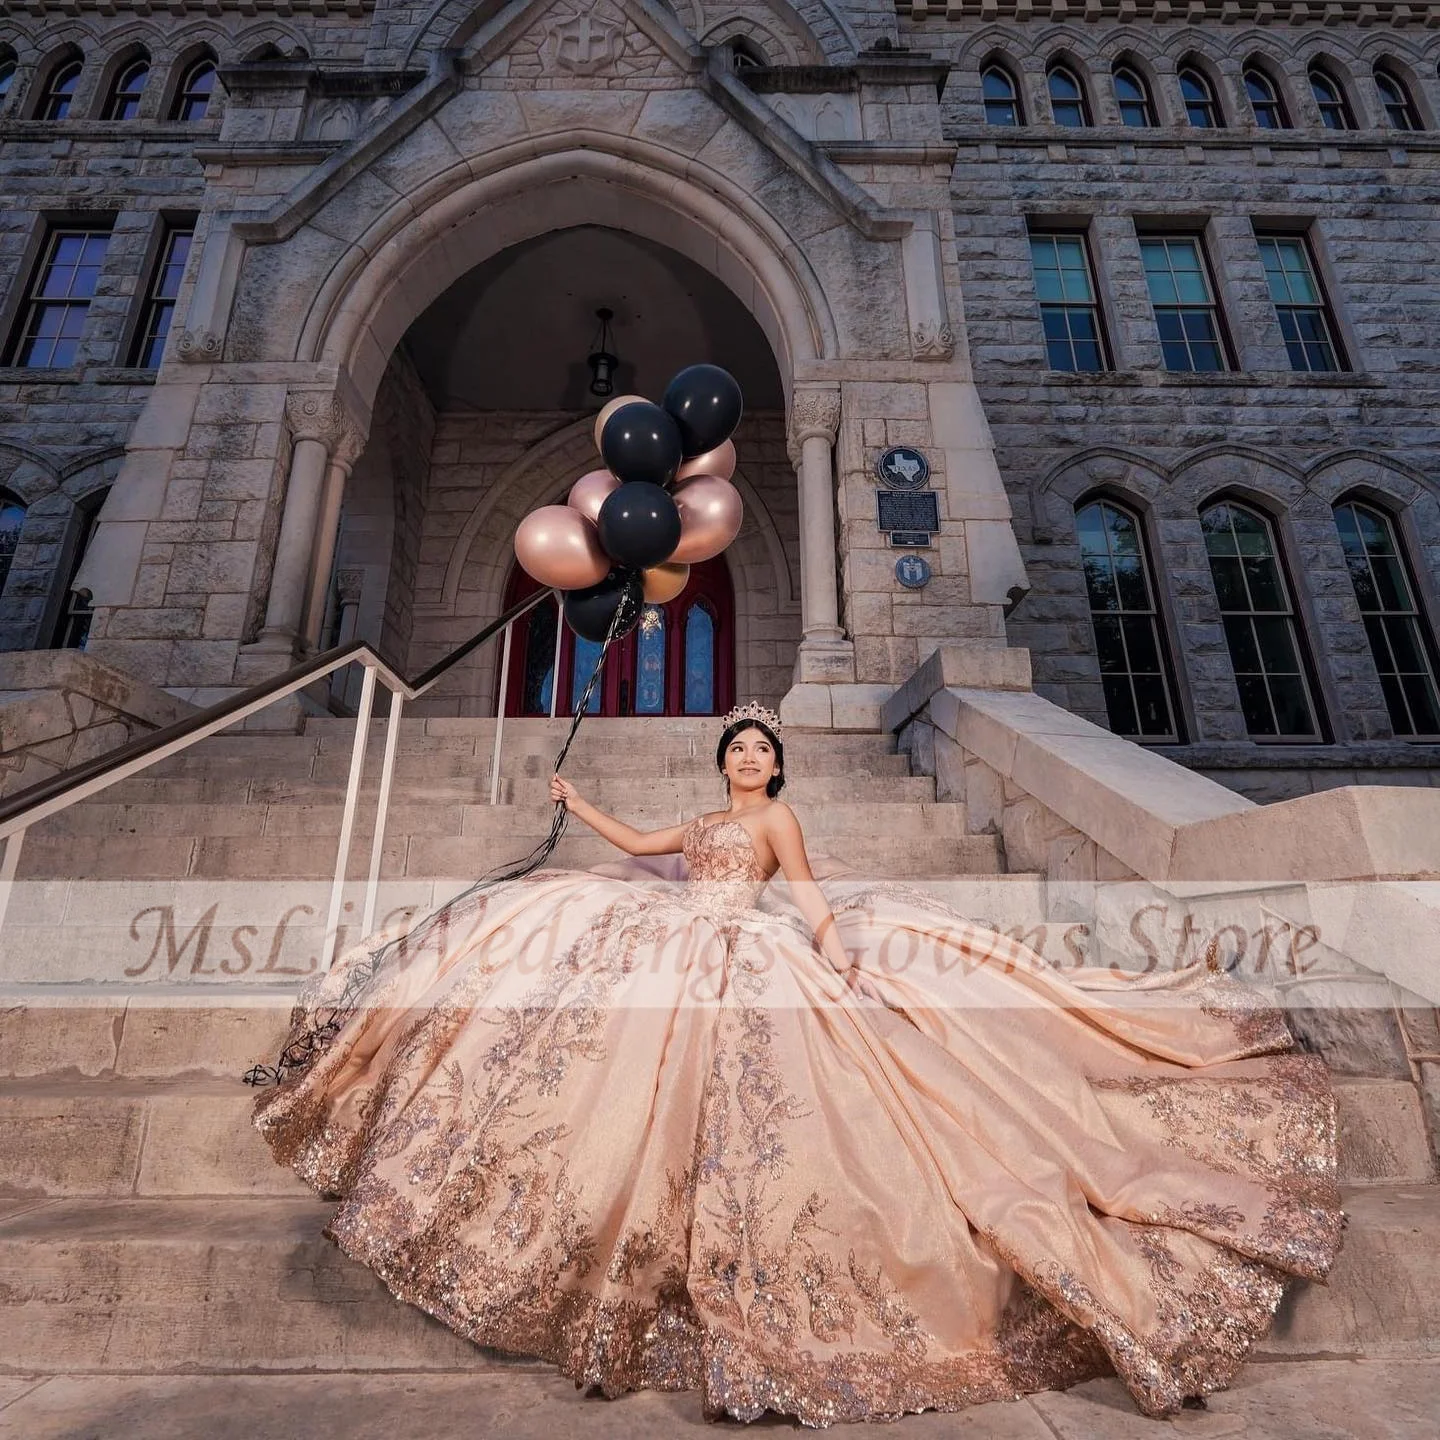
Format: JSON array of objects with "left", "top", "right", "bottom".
[{"left": 253, "top": 815, "right": 1342, "bottom": 1426}]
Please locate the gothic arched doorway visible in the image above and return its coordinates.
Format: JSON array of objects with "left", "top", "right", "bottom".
[{"left": 501, "top": 556, "right": 735, "bottom": 717}]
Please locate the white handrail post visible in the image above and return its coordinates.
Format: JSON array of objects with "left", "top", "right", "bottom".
[
  {"left": 489, "top": 620, "right": 513, "bottom": 806},
  {"left": 362, "top": 686, "right": 404, "bottom": 937},
  {"left": 549, "top": 597, "right": 563, "bottom": 720},
  {"left": 0, "top": 826, "right": 25, "bottom": 936},
  {"left": 325, "top": 663, "right": 377, "bottom": 969}
]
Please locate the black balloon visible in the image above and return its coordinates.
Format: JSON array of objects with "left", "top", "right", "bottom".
[
  {"left": 661, "top": 364, "right": 743, "bottom": 458},
  {"left": 599, "top": 402, "right": 683, "bottom": 488},
  {"left": 563, "top": 568, "right": 645, "bottom": 643},
  {"left": 597, "top": 481, "right": 681, "bottom": 570}
]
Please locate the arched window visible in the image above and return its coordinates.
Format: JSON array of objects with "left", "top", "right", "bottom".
[
  {"left": 683, "top": 600, "right": 717, "bottom": 713},
  {"left": 1308, "top": 66, "right": 1354, "bottom": 130},
  {"left": 726, "top": 39, "right": 767, "bottom": 73},
  {"left": 0, "top": 495, "right": 26, "bottom": 594},
  {"left": 0, "top": 50, "right": 17, "bottom": 108},
  {"left": 1374, "top": 68, "right": 1420, "bottom": 131},
  {"left": 982, "top": 64, "right": 1023, "bottom": 125},
  {"left": 171, "top": 57, "right": 216, "bottom": 121},
  {"left": 41, "top": 57, "right": 83, "bottom": 121},
  {"left": 50, "top": 494, "right": 106, "bottom": 649},
  {"left": 1244, "top": 66, "right": 1290, "bottom": 129},
  {"left": 104, "top": 56, "right": 150, "bottom": 121},
  {"left": 1113, "top": 66, "right": 1156, "bottom": 127},
  {"left": 1179, "top": 66, "right": 1222, "bottom": 127},
  {"left": 634, "top": 606, "right": 667, "bottom": 714},
  {"left": 1200, "top": 500, "right": 1321, "bottom": 738},
  {"left": 520, "top": 593, "right": 559, "bottom": 715},
  {"left": 1047, "top": 64, "right": 1090, "bottom": 127},
  {"left": 1076, "top": 498, "right": 1180, "bottom": 740},
  {"left": 1334, "top": 500, "right": 1440, "bottom": 736}
]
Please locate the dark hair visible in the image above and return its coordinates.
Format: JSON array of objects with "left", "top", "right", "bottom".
[{"left": 715, "top": 719, "right": 785, "bottom": 799}]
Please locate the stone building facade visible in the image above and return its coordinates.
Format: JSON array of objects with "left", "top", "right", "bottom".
[{"left": 0, "top": 0, "right": 1436, "bottom": 797}]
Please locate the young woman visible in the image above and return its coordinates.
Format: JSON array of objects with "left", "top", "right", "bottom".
[{"left": 253, "top": 701, "right": 1341, "bottom": 1427}]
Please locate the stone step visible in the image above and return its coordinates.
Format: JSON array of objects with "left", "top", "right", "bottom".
[
  {"left": 14, "top": 831, "right": 1004, "bottom": 882},
  {"left": 0, "top": 1073, "right": 1430, "bottom": 1197},
  {"left": 28, "top": 798, "right": 965, "bottom": 842},
  {"left": 1, "top": 1185, "right": 1436, "bottom": 1373}
]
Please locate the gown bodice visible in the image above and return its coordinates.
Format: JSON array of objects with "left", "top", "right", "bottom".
[{"left": 679, "top": 816, "right": 770, "bottom": 922}]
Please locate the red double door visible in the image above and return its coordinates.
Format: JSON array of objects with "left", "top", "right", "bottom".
[{"left": 501, "top": 556, "right": 735, "bottom": 717}]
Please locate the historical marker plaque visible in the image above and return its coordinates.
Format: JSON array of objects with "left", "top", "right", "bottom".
[{"left": 876, "top": 490, "right": 939, "bottom": 536}]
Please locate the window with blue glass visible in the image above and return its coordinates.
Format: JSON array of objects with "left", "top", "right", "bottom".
[
  {"left": 0, "top": 496, "right": 26, "bottom": 595},
  {"left": 40, "top": 58, "right": 82, "bottom": 120},
  {"left": 983, "top": 65, "right": 1023, "bottom": 125},
  {"left": 105, "top": 56, "right": 149, "bottom": 120},
  {"left": 571, "top": 635, "right": 604, "bottom": 714},
  {"left": 683, "top": 602, "right": 716, "bottom": 713},
  {"left": 1256, "top": 234, "right": 1344, "bottom": 373},
  {"left": 634, "top": 607, "right": 667, "bottom": 714},
  {"left": 1113, "top": 66, "right": 1156, "bottom": 127},
  {"left": 1179, "top": 66, "right": 1222, "bottom": 127},
  {"left": 1140, "top": 235, "right": 1229, "bottom": 373},
  {"left": 9, "top": 227, "right": 112, "bottom": 368},
  {"left": 132, "top": 223, "right": 194, "bottom": 368},
  {"left": 520, "top": 594, "right": 558, "bottom": 714},
  {"left": 1047, "top": 64, "right": 1090, "bottom": 127},
  {"left": 1029, "top": 232, "right": 1107, "bottom": 372}
]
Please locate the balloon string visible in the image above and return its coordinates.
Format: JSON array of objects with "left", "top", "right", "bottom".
[{"left": 244, "top": 595, "right": 633, "bottom": 1089}]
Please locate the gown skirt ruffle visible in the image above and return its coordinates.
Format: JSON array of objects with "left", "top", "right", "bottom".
[{"left": 253, "top": 817, "right": 1342, "bottom": 1427}]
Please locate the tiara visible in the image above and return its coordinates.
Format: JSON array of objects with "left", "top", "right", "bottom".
[{"left": 721, "top": 701, "right": 783, "bottom": 740}]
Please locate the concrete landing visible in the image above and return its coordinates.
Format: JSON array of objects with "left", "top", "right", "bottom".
[{"left": 0, "top": 1359, "right": 1436, "bottom": 1439}]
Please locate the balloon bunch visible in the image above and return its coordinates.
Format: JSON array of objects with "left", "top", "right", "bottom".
[{"left": 513, "top": 364, "right": 745, "bottom": 641}]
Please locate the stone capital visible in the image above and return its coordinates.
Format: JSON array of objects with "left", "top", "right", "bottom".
[
  {"left": 788, "top": 387, "right": 842, "bottom": 453},
  {"left": 285, "top": 390, "right": 365, "bottom": 464}
]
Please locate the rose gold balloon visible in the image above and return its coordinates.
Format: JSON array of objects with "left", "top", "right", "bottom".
[
  {"left": 567, "top": 468, "right": 622, "bottom": 526},
  {"left": 642, "top": 561, "right": 690, "bottom": 604},
  {"left": 513, "top": 506, "right": 609, "bottom": 590},
  {"left": 670, "top": 475, "right": 743, "bottom": 564},
  {"left": 675, "top": 439, "right": 737, "bottom": 485},
  {"left": 592, "top": 394, "right": 647, "bottom": 452}
]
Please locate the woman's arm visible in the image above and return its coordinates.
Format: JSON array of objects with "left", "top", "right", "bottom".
[
  {"left": 766, "top": 803, "right": 865, "bottom": 984},
  {"left": 549, "top": 776, "right": 687, "bottom": 856}
]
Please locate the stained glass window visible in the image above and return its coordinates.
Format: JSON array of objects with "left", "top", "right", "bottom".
[
  {"left": 571, "top": 634, "right": 603, "bottom": 714},
  {"left": 635, "top": 608, "right": 666, "bottom": 714},
  {"left": 0, "top": 498, "right": 25, "bottom": 594},
  {"left": 683, "top": 603, "right": 715, "bottom": 714}
]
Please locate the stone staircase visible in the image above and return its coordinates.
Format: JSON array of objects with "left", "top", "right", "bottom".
[{"left": 1, "top": 716, "right": 1438, "bottom": 1392}]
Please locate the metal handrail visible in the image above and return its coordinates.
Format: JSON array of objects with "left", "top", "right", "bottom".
[{"left": 0, "top": 586, "right": 555, "bottom": 951}]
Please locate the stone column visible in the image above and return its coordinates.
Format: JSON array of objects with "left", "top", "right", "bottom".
[
  {"left": 254, "top": 392, "right": 362, "bottom": 656},
  {"left": 788, "top": 386, "right": 854, "bottom": 683},
  {"left": 300, "top": 441, "right": 363, "bottom": 653}
]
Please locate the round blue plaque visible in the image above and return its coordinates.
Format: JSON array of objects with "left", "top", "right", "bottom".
[
  {"left": 876, "top": 446, "right": 930, "bottom": 490},
  {"left": 894, "top": 554, "right": 931, "bottom": 590}
]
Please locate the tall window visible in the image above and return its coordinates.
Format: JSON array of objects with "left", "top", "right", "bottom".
[
  {"left": 1256, "top": 234, "right": 1344, "bottom": 373},
  {"left": 1047, "top": 65, "right": 1090, "bottom": 127},
  {"left": 172, "top": 58, "right": 216, "bottom": 121},
  {"left": 520, "top": 594, "right": 558, "bottom": 714},
  {"left": 1179, "top": 67, "right": 1221, "bottom": 127},
  {"left": 1139, "top": 235, "right": 1228, "bottom": 372},
  {"left": 1029, "top": 232, "right": 1107, "bottom": 372},
  {"left": 0, "top": 496, "right": 25, "bottom": 594},
  {"left": 1374, "top": 68, "right": 1420, "bottom": 131},
  {"left": 1113, "top": 66, "right": 1156, "bottom": 127},
  {"left": 132, "top": 222, "right": 194, "bottom": 368},
  {"left": 683, "top": 601, "right": 716, "bottom": 713},
  {"left": 41, "top": 58, "right": 82, "bottom": 120},
  {"left": 104, "top": 56, "right": 149, "bottom": 120},
  {"left": 634, "top": 608, "right": 667, "bottom": 714},
  {"left": 1334, "top": 501, "right": 1440, "bottom": 736},
  {"left": 0, "top": 51, "right": 17, "bottom": 108},
  {"left": 51, "top": 499, "right": 104, "bottom": 650},
  {"left": 1077, "top": 499, "right": 1180, "bottom": 740},
  {"left": 1244, "top": 66, "right": 1290, "bottom": 129},
  {"left": 1201, "top": 501, "right": 1321, "bottom": 738},
  {"left": 982, "top": 65, "right": 1023, "bottom": 126},
  {"left": 8, "top": 226, "right": 112, "bottom": 368},
  {"left": 1308, "top": 67, "right": 1354, "bottom": 129}
]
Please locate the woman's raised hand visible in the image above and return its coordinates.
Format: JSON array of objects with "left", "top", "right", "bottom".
[{"left": 550, "top": 775, "right": 583, "bottom": 811}]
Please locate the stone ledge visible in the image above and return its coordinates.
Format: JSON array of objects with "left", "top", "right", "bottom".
[{"left": 881, "top": 642, "right": 1032, "bottom": 732}]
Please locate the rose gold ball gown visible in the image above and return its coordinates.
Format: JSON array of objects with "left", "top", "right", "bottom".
[{"left": 254, "top": 814, "right": 1342, "bottom": 1427}]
